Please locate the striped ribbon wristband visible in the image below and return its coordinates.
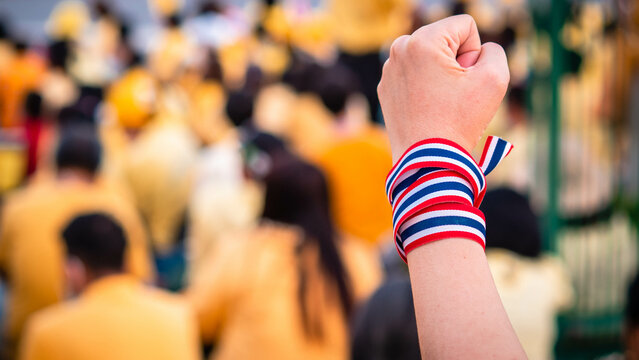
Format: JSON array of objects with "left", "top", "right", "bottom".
[{"left": 385, "top": 136, "right": 513, "bottom": 262}]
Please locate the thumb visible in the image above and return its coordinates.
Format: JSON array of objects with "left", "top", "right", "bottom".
[{"left": 469, "top": 42, "right": 510, "bottom": 90}]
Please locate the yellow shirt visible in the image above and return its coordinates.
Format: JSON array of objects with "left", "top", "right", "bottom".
[
  {"left": 329, "top": 0, "right": 412, "bottom": 55},
  {"left": 487, "top": 250, "right": 573, "bottom": 360},
  {"left": 187, "top": 223, "right": 382, "bottom": 360},
  {"left": 19, "top": 275, "right": 200, "bottom": 360},
  {"left": 0, "top": 179, "right": 154, "bottom": 344},
  {"left": 121, "top": 121, "right": 198, "bottom": 254},
  {"left": 316, "top": 127, "right": 393, "bottom": 244}
]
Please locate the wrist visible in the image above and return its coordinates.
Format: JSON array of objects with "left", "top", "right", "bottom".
[
  {"left": 386, "top": 136, "right": 513, "bottom": 263},
  {"left": 391, "top": 129, "right": 477, "bottom": 164}
]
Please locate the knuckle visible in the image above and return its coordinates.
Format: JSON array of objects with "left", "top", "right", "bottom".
[
  {"left": 485, "top": 64, "right": 509, "bottom": 89},
  {"left": 389, "top": 35, "right": 407, "bottom": 59},
  {"left": 390, "top": 37, "right": 401, "bottom": 58},
  {"left": 377, "top": 80, "right": 385, "bottom": 96},
  {"left": 405, "top": 36, "right": 423, "bottom": 56}
]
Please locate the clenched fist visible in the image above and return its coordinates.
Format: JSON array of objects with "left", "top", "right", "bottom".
[{"left": 378, "top": 15, "right": 509, "bottom": 162}]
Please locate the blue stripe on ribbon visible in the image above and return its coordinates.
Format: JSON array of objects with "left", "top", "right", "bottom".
[
  {"left": 483, "top": 139, "right": 507, "bottom": 176},
  {"left": 392, "top": 181, "right": 474, "bottom": 224},
  {"left": 386, "top": 147, "right": 484, "bottom": 195},
  {"left": 400, "top": 215, "right": 486, "bottom": 240},
  {"left": 391, "top": 168, "right": 438, "bottom": 202}
]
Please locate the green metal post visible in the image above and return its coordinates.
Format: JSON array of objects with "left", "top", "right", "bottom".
[{"left": 546, "top": 0, "right": 564, "bottom": 253}]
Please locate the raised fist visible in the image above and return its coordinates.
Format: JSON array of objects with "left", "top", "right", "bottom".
[{"left": 378, "top": 15, "right": 509, "bottom": 162}]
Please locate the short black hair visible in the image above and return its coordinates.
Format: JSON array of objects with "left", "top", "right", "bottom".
[
  {"left": 198, "top": 1, "right": 223, "bottom": 15},
  {"left": 226, "top": 91, "right": 254, "bottom": 128},
  {"left": 55, "top": 125, "right": 102, "bottom": 175},
  {"left": 480, "top": 187, "right": 541, "bottom": 258},
  {"left": 24, "top": 91, "right": 43, "bottom": 119},
  {"left": 13, "top": 39, "right": 27, "bottom": 53},
  {"left": 316, "top": 64, "right": 358, "bottom": 115},
  {"left": 48, "top": 40, "right": 70, "bottom": 70},
  {"left": 165, "top": 13, "right": 182, "bottom": 28},
  {"left": 62, "top": 213, "right": 126, "bottom": 272}
]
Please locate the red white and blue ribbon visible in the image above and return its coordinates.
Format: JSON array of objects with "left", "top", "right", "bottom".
[{"left": 386, "top": 136, "right": 513, "bottom": 262}]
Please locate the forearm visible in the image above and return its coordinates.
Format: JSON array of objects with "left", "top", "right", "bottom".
[
  {"left": 408, "top": 239, "right": 525, "bottom": 359},
  {"left": 378, "top": 14, "right": 527, "bottom": 358}
]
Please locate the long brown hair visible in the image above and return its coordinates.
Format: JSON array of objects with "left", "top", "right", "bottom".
[{"left": 248, "top": 133, "right": 353, "bottom": 340}]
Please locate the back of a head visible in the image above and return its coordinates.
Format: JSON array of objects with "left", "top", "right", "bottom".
[
  {"left": 352, "top": 279, "right": 420, "bottom": 360},
  {"left": 55, "top": 125, "right": 102, "bottom": 176},
  {"left": 164, "top": 13, "right": 182, "bottom": 28},
  {"left": 316, "top": 64, "right": 358, "bottom": 116},
  {"left": 24, "top": 92, "right": 43, "bottom": 119},
  {"left": 13, "top": 39, "right": 27, "bottom": 54},
  {"left": 281, "top": 54, "right": 322, "bottom": 93},
  {"left": 62, "top": 213, "right": 126, "bottom": 273},
  {"left": 0, "top": 17, "right": 8, "bottom": 40},
  {"left": 259, "top": 146, "right": 330, "bottom": 233},
  {"left": 94, "top": 1, "right": 113, "bottom": 18},
  {"left": 480, "top": 187, "right": 541, "bottom": 258},
  {"left": 48, "top": 39, "right": 70, "bottom": 70},
  {"left": 247, "top": 134, "right": 353, "bottom": 337},
  {"left": 198, "top": 1, "right": 223, "bottom": 15},
  {"left": 226, "top": 91, "right": 254, "bottom": 128}
]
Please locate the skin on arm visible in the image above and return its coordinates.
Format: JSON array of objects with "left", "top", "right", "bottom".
[
  {"left": 408, "top": 240, "right": 524, "bottom": 359},
  {"left": 378, "top": 15, "right": 527, "bottom": 358}
]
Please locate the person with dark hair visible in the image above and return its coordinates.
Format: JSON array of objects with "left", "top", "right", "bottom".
[
  {"left": 18, "top": 213, "right": 199, "bottom": 360},
  {"left": 187, "top": 135, "right": 381, "bottom": 360},
  {"left": 186, "top": 86, "right": 263, "bottom": 283},
  {"left": 330, "top": 0, "right": 412, "bottom": 122},
  {"left": 316, "top": 64, "right": 358, "bottom": 117},
  {"left": 55, "top": 125, "right": 102, "bottom": 176},
  {"left": 39, "top": 39, "right": 78, "bottom": 113},
  {"left": 22, "top": 92, "right": 53, "bottom": 177},
  {"left": 313, "top": 64, "right": 394, "bottom": 245},
  {"left": 225, "top": 90, "right": 255, "bottom": 128},
  {"left": 351, "top": 279, "right": 420, "bottom": 360},
  {"left": 480, "top": 188, "right": 573, "bottom": 360},
  {"left": 0, "top": 125, "right": 153, "bottom": 358},
  {"left": 148, "top": 3, "right": 195, "bottom": 83}
]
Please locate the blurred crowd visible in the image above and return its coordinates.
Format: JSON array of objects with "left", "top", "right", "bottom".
[{"left": 0, "top": 0, "right": 637, "bottom": 359}]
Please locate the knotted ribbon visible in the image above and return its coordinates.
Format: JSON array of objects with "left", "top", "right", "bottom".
[{"left": 385, "top": 136, "right": 513, "bottom": 262}]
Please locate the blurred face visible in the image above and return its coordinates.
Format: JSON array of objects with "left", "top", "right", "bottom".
[{"left": 64, "top": 257, "right": 89, "bottom": 297}]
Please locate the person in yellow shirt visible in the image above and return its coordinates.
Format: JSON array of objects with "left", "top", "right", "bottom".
[
  {"left": 330, "top": 0, "right": 412, "bottom": 121},
  {"left": 0, "top": 125, "right": 154, "bottom": 357},
  {"left": 19, "top": 213, "right": 200, "bottom": 360},
  {"left": 187, "top": 134, "right": 382, "bottom": 360},
  {"left": 314, "top": 65, "right": 393, "bottom": 245}
]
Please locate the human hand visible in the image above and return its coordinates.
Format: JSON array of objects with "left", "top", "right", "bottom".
[{"left": 378, "top": 15, "right": 509, "bottom": 162}]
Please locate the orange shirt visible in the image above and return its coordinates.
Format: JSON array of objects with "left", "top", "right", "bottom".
[
  {"left": 316, "top": 126, "right": 393, "bottom": 244},
  {"left": 19, "top": 275, "right": 200, "bottom": 360},
  {"left": 0, "top": 52, "right": 45, "bottom": 128},
  {"left": 187, "top": 222, "right": 382, "bottom": 360},
  {"left": 0, "top": 179, "right": 154, "bottom": 345}
]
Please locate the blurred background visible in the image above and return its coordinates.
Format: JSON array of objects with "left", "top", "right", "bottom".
[{"left": 0, "top": 0, "right": 637, "bottom": 359}]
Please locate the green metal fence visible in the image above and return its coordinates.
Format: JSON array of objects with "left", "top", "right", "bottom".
[{"left": 529, "top": 0, "right": 639, "bottom": 358}]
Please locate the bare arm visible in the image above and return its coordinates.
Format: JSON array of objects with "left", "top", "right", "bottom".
[
  {"left": 408, "top": 240, "right": 525, "bottom": 358},
  {"left": 378, "top": 15, "right": 527, "bottom": 358}
]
